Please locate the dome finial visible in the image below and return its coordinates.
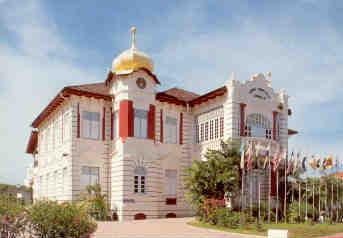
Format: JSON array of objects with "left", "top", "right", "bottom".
[{"left": 130, "top": 26, "right": 137, "bottom": 49}]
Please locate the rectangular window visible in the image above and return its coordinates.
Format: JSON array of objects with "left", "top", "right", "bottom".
[
  {"left": 134, "top": 176, "right": 139, "bottom": 193},
  {"left": 134, "top": 175, "right": 146, "bottom": 194},
  {"left": 134, "top": 109, "right": 148, "bottom": 139},
  {"left": 141, "top": 176, "right": 145, "bottom": 193},
  {"left": 215, "top": 118, "right": 219, "bottom": 139},
  {"left": 82, "top": 111, "right": 100, "bottom": 139},
  {"left": 81, "top": 166, "right": 100, "bottom": 190},
  {"left": 62, "top": 167, "right": 67, "bottom": 200},
  {"left": 113, "top": 111, "right": 118, "bottom": 139},
  {"left": 165, "top": 116, "right": 177, "bottom": 144},
  {"left": 220, "top": 117, "right": 224, "bottom": 137},
  {"left": 53, "top": 171, "right": 58, "bottom": 199},
  {"left": 63, "top": 111, "right": 70, "bottom": 142},
  {"left": 205, "top": 122, "right": 209, "bottom": 141},
  {"left": 210, "top": 120, "right": 214, "bottom": 140},
  {"left": 200, "top": 123, "right": 204, "bottom": 142},
  {"left": 165, "top": 170, "right": 177, "bottom": 196},
  {"left": 195, "top": 123, "right": 199, "bottom": 144}
]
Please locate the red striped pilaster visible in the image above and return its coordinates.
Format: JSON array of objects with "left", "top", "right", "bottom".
[
  {"left": 160, "top": 109, "right": 163, "bottom": 143},
  {"left": 179, "top": 112, "right": 183, "bottom": 145},
  {"left": 272, "top": 111, "right": 278, "bottom": 140},
  {"left": 102, "top": 107, "right": 106, "bottom": 141},
  {"left": 147, "top": 104, "right": 156, "bottom": 140},
  {"left": 77, "top": 103, "right": 80, "bottom": 138},
  {"left": 119, "top": 100, "right": 134, "bottom": 141},
  {"left": 240, "top": 103, "right": 246, "bottom": 136}
]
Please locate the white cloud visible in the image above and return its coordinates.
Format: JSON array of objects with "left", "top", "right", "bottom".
[{"left": 0, "top": 0, "right": 100, "bottom": 184}]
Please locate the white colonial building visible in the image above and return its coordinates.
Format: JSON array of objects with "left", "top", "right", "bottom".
[{"left": 25, "top": 27, "right": 296, "bottom": 221}]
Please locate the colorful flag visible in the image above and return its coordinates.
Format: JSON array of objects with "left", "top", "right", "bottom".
[
  {"left": 263, "top": 141, "right": 271, "bottom": 169},
  {"left": 246, "top": 141, "right": 253, "bottom": 171},
  {"left": 301, "top": 156, "right": 307, "bottom": 171},
  {"left": 324, "top": 156, "right": 333, "bottom": 169},
  {"left": 272, "top": 149, "right": 282, "bottom": 172},
  {"left": 309, "top": 155, "right": 317, "bottom": 170},
  {"left": 240, "top": 141, "right": 246, "bottom": 169},
  {"left": 287, "top": 151, "right": 294, "bottom": 174}
]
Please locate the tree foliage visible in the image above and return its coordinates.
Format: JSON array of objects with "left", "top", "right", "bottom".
[{"left": 185, "top": 140, "right": 241, "bottom": 213}]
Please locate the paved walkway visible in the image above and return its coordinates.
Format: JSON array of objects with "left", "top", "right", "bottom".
[{"left": 94, "top": 217, "right": 266, "bottom": 238}]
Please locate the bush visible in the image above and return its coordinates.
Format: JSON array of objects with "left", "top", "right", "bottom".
[
  {"left": 27, "top": 201, "right": 97, "bottom": 238},
  {"left": 0, "top": 194, "right": 25, "bottom": 217},
  {"left": 204, "top": 207, "right": 242, "bottom": 229},
  {"left": 80, "top": 184, "right": 108, "bottom": 221}
]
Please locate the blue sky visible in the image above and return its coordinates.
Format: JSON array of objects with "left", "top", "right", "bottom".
[{"left": 1, "top": 0, "right": 343, "bottom": 184}]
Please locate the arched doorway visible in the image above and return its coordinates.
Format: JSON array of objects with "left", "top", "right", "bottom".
[
  {"left": 134, "top": 213, "right": 146, "bottom": 220},
  {"left": 166, "top": 213, "right": 176, "bottom": 218}
]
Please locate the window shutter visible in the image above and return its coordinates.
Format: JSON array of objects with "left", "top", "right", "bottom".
[
  {"left": 160, "top": 109, "right": 163, "bottom": 143},
  {"left": 179, "top": 112, "right": 183, "bottom": 145},
  {"left": 102, "top": 107, "right": 106, "bottom": 141},
  {"left": 77, "top": 103, "right": 80, "bottom": 138},
  {"left": 272, "top": 111, "right": 278, "bottom": 140},
  {"left": 240, "top": 103, "right": 246, "bottom": 136},
  {"left": 147, "top": 104, "right": 155, "bottom": 140},
  {"left": 119, "top": 100, "right": 134, "bottom": 141}
]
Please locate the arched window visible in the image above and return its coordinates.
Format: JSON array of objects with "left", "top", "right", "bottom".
[
  {"left": 245, "top": 113, "right": 272, "bottom": 139},
  {"left": 134, "top": 167, "right": 146, "bottom": 194}
]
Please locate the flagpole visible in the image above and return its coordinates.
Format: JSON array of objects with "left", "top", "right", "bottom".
[
  {"left": 305, "top": 180, "right": 308, "bottom": 221},
  {"left": 268, "top": 156, "right": 271, "bottom": 224},
  {"left": 250, "top": 170, "right": 253, "bottom": 216},
  {"left": 319, "top": 181, "right": 321, "bottom": 221},
  {"left": 298, "top": 181, "right": 301, "bottom": 223},
  {"left": 336, "top": 180, "right": 339, "bottom": 222},
  {"left": 312, "top": 181, "right": 315, "bottom": 221},
  {"left": 276, "top": 169, "right": 279, "bottom": 224},
  {"left": 284, "top": 152, "right": 287, "bottom": 222},
  {"left": 258, "top": 180, "right": 261, "bottom": 221},
  {"left": 331, "top": 183, "right": 334, "bottom": 221}
]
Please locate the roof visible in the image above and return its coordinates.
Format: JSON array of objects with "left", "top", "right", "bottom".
[
  {"left": 26, "top": 131, "right": 38, "bottom": 154},
  {"left": 189, "top": 86, "right": 227, "bottom": 106},
  {"left": 68, "top": 82, "right": 111, "bottom": 96},
  {"left": 156, "top": 86, "right": 227, "bottom": 106},
  {"left": 31, "top": 82, "right": 112, "bottom": 128}
]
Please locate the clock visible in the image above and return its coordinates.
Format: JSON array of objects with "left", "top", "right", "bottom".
[{"left": 136, "top": 77, "right": 146, "bottom": 89}]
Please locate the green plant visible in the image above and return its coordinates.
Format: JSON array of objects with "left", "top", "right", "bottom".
[
  {"left": 185, "top": 140, "right": 241, "bottom": 216},
  {"left": 80, "top": 184, "right": 109, "bottom": 221},
  {"left": 27, "top": 201, "right": 97, "bottom": 238}
]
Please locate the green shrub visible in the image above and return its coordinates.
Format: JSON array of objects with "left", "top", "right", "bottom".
[
  {"left": 205, "top": 207, "right": 242, "bottom": 228},
  {"left": 27, "top": 201, "right": 97, "bottom": 238},
  {"left": 80, "top": 184, "right": 109, "bottom": 221},
  {"left": 0, "top": 194, "right": 25, "bottom": 217}
]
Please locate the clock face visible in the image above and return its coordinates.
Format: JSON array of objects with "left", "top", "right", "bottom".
[{"left": 136, "top": 77, "right": 146, "bottom": 89}]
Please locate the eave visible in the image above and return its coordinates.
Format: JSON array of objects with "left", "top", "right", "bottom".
[
  {"left": 189, "top": 86, "right": 227, "bottom": 106},
  {"left": 288, "top": 129, "right": 298, "bottom": 136},
  {"left": 31, "top": 87, "right": 113, "bottom": 128},
  {"left": 26, "top": 131, "right": 38, "bottom": 154},
  {"left": 105, "top": 68, "right": 161, "bottom": 86}
]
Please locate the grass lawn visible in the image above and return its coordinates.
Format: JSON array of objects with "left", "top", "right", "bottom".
[{"left": 189, "top": 220, "right": 343, "bottom": 238}]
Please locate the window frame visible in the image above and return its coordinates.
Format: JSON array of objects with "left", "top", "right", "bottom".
[{"left": 82, "top": 111, "right": 101, "bottom": 140}]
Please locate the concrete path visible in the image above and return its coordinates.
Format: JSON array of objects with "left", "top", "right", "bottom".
[{"left": 94, "top": 217, "right": 266, "bottom": 238}]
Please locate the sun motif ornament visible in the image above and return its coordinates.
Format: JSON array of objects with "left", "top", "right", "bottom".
[{"left": 136, "top": 77, "right": 146, "bottom": 89}]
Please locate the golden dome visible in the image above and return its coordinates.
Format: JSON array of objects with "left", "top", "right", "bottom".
[{"left": 112, "top": 27, "right": 154, "bottom": 73}]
